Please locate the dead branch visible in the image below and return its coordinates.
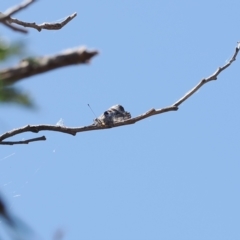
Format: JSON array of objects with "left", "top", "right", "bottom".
[
  {"left": 173, "top": 43, "right": 240, "bottom": 107},
  {"left": 7, "top": 13, "right": 77, "bottom": 32},
  {"left": 0, "top": 0, "right": 76, "bottom": 33},
  {"left": 0, "top": 106, "right": 179, "bottom": 145},
  {"left": 1, "top": 21, "right": 28, "bottom": 33},
  {"left": 0, "top": 42, "right": 239, "bottom": 146},
  {"left": 0, "top": 47, "right": 98, "bottom": 85},
  {"left": 0, "top": 136, "right": 46, "bottom": 145},
  {"left": 0, "top": 0, "right": 35, "bottom": 20}
]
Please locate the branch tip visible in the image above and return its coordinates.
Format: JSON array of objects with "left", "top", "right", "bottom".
[{"left": 0, "top": 47, "right": 98, "bottom": 84}]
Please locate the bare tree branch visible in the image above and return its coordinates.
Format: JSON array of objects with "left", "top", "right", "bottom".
[
  {"left": 0, "top": 136, "right": 46, "bottom": 145},
  {"left": 0, "top": 47, "right": 99, "bottom": 85},
  {"left": 173, "top": 43, "right": 240, "bottom": 107},
  {"left": 0, "top": 0, "right": 76, "bottom": 33},
  {"left": 1, "top": 21, "right": 28, "bottom": 33},
  {"left": 1, "top": 43, "right": 239, "bottom": 145},
  {"left": 7, "top": 13, "right": 77, "bottom": 32},
  {"left": 0, "top": 0, "right": 35, "bottom": 21}
]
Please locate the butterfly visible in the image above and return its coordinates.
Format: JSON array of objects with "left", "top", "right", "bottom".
[{"left": 94, "top": 105, "right": 131, "bottom": 126}]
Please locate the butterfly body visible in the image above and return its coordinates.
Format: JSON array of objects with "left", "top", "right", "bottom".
[{"left": 94, "top": 104, "right": 131, "bottom": 126}]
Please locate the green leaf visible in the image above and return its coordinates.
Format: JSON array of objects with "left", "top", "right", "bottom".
[
  {"left": 0, "top": 86, "right": 34, "bottom": 108},
  {"left": 0, "top": 37, "right": 24, "bottom": 62}
]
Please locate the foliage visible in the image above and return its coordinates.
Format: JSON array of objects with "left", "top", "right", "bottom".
[
  {"left": 0, "top": 85, "right": 33, "bottom": 107},
  {"left": 0, "top": 38, "right": 23, "bottom": 61},
  {"left": 0, "top": 36, "right": 33, "bottom": 107}
]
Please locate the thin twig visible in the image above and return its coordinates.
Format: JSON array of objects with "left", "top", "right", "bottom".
[
  {"left": 0, "top": 0, "right": 76, "bottom": 33},
  {"left": 0, "top": 47, "right": 99, "bottom": 85},
  {"left": 1, "top": 21, "right": 28, "bottom": 34},
  {"left": 173, "top": 43, "right": 240, "bottom": 107},
  {"left": 7, "top": 13, "right": 77, "bottom": 32},
  {"left": 0, "top": 43, "right": 239, "bottom": 145},
  {"left": 0, "top": 0, "right": 35, "bottom": 33},
  {"left": 0, "top": 0, "right": 35, "bottom": 21},
  {"left": 0, "top": 136, "right": 46, "bottom": 145}
]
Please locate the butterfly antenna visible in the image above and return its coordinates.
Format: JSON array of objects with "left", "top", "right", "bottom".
[
  {"left": 88, "top": 104, "right": 102, "bottom": 125},
  {"left": 87, "top": 104, "right": 98, "bottom": 118}
]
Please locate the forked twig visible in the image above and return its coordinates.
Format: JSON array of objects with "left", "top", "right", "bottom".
[
  {"left": 1, "top": 43, "right": 239, "bottom": 145},
  {"left": 0, "top": 0, "right": 35, "bottom": 21},
  {"left": 7, "top": 13, "right": 77, "bottom": 32},
  {"left": 1, "top": 20, "right": 28, "bottom": 33},
  {"left": 0, "top": 0, "right": 76, "bottom": 33}
]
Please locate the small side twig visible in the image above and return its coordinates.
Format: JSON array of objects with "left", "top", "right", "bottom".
[
  {"left": 0, "top": 43, "right": 239, "bottom": 145},
  {"left": 7, "top": 13, "right": 77, "bottom": 32},
  {"left": 1, "top": 21, "right": 28, "bottom": 33},
  {"left": 0, "top": 0, "right": 76, "bottom": 33},
  {"left": 0, "top": 136, "right": 46, "bottom": 145},
  {"left": 0, "top": 47, "right": 99, "bottom": 85},
  {"left": 0, "top": 0, "right": 35, "bottom": 21}
]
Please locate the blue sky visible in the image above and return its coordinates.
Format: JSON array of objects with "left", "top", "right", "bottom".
[{"left": 1, "top": 0, "right": 240, "bottom": 239}]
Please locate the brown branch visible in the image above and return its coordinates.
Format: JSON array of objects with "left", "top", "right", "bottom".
[
  {"left": 0, "top": 0, "right": 76, "bottom": 33},
  {"left": 0, "top": 43, "right": 239, "bottom": 145},
  {"left": 7, "top": 13, "right": 77, "bottom": 32},
  {"left": 0, "top": 0, "right": 35, "bottom": 33},
  {"left": 0, "top": 106, "right": 179, "bottom": 145},
  {"left": 173, "top": 42, "right": 240, "bottom": 107},
  {"left": 0, "top": 136, "right": 46, "bottom": 145},
  {"left": 1, "top": 0, "right": 35, "bottom": 20},
  {"left": 0, "top": 47, "right": 99, "bottom": 85},
  {"left": 1, "top": 20, "right": 28, "bottom": 33},
  {"left": 0, "top": 0, "right": 35, "bottom": 21}
]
